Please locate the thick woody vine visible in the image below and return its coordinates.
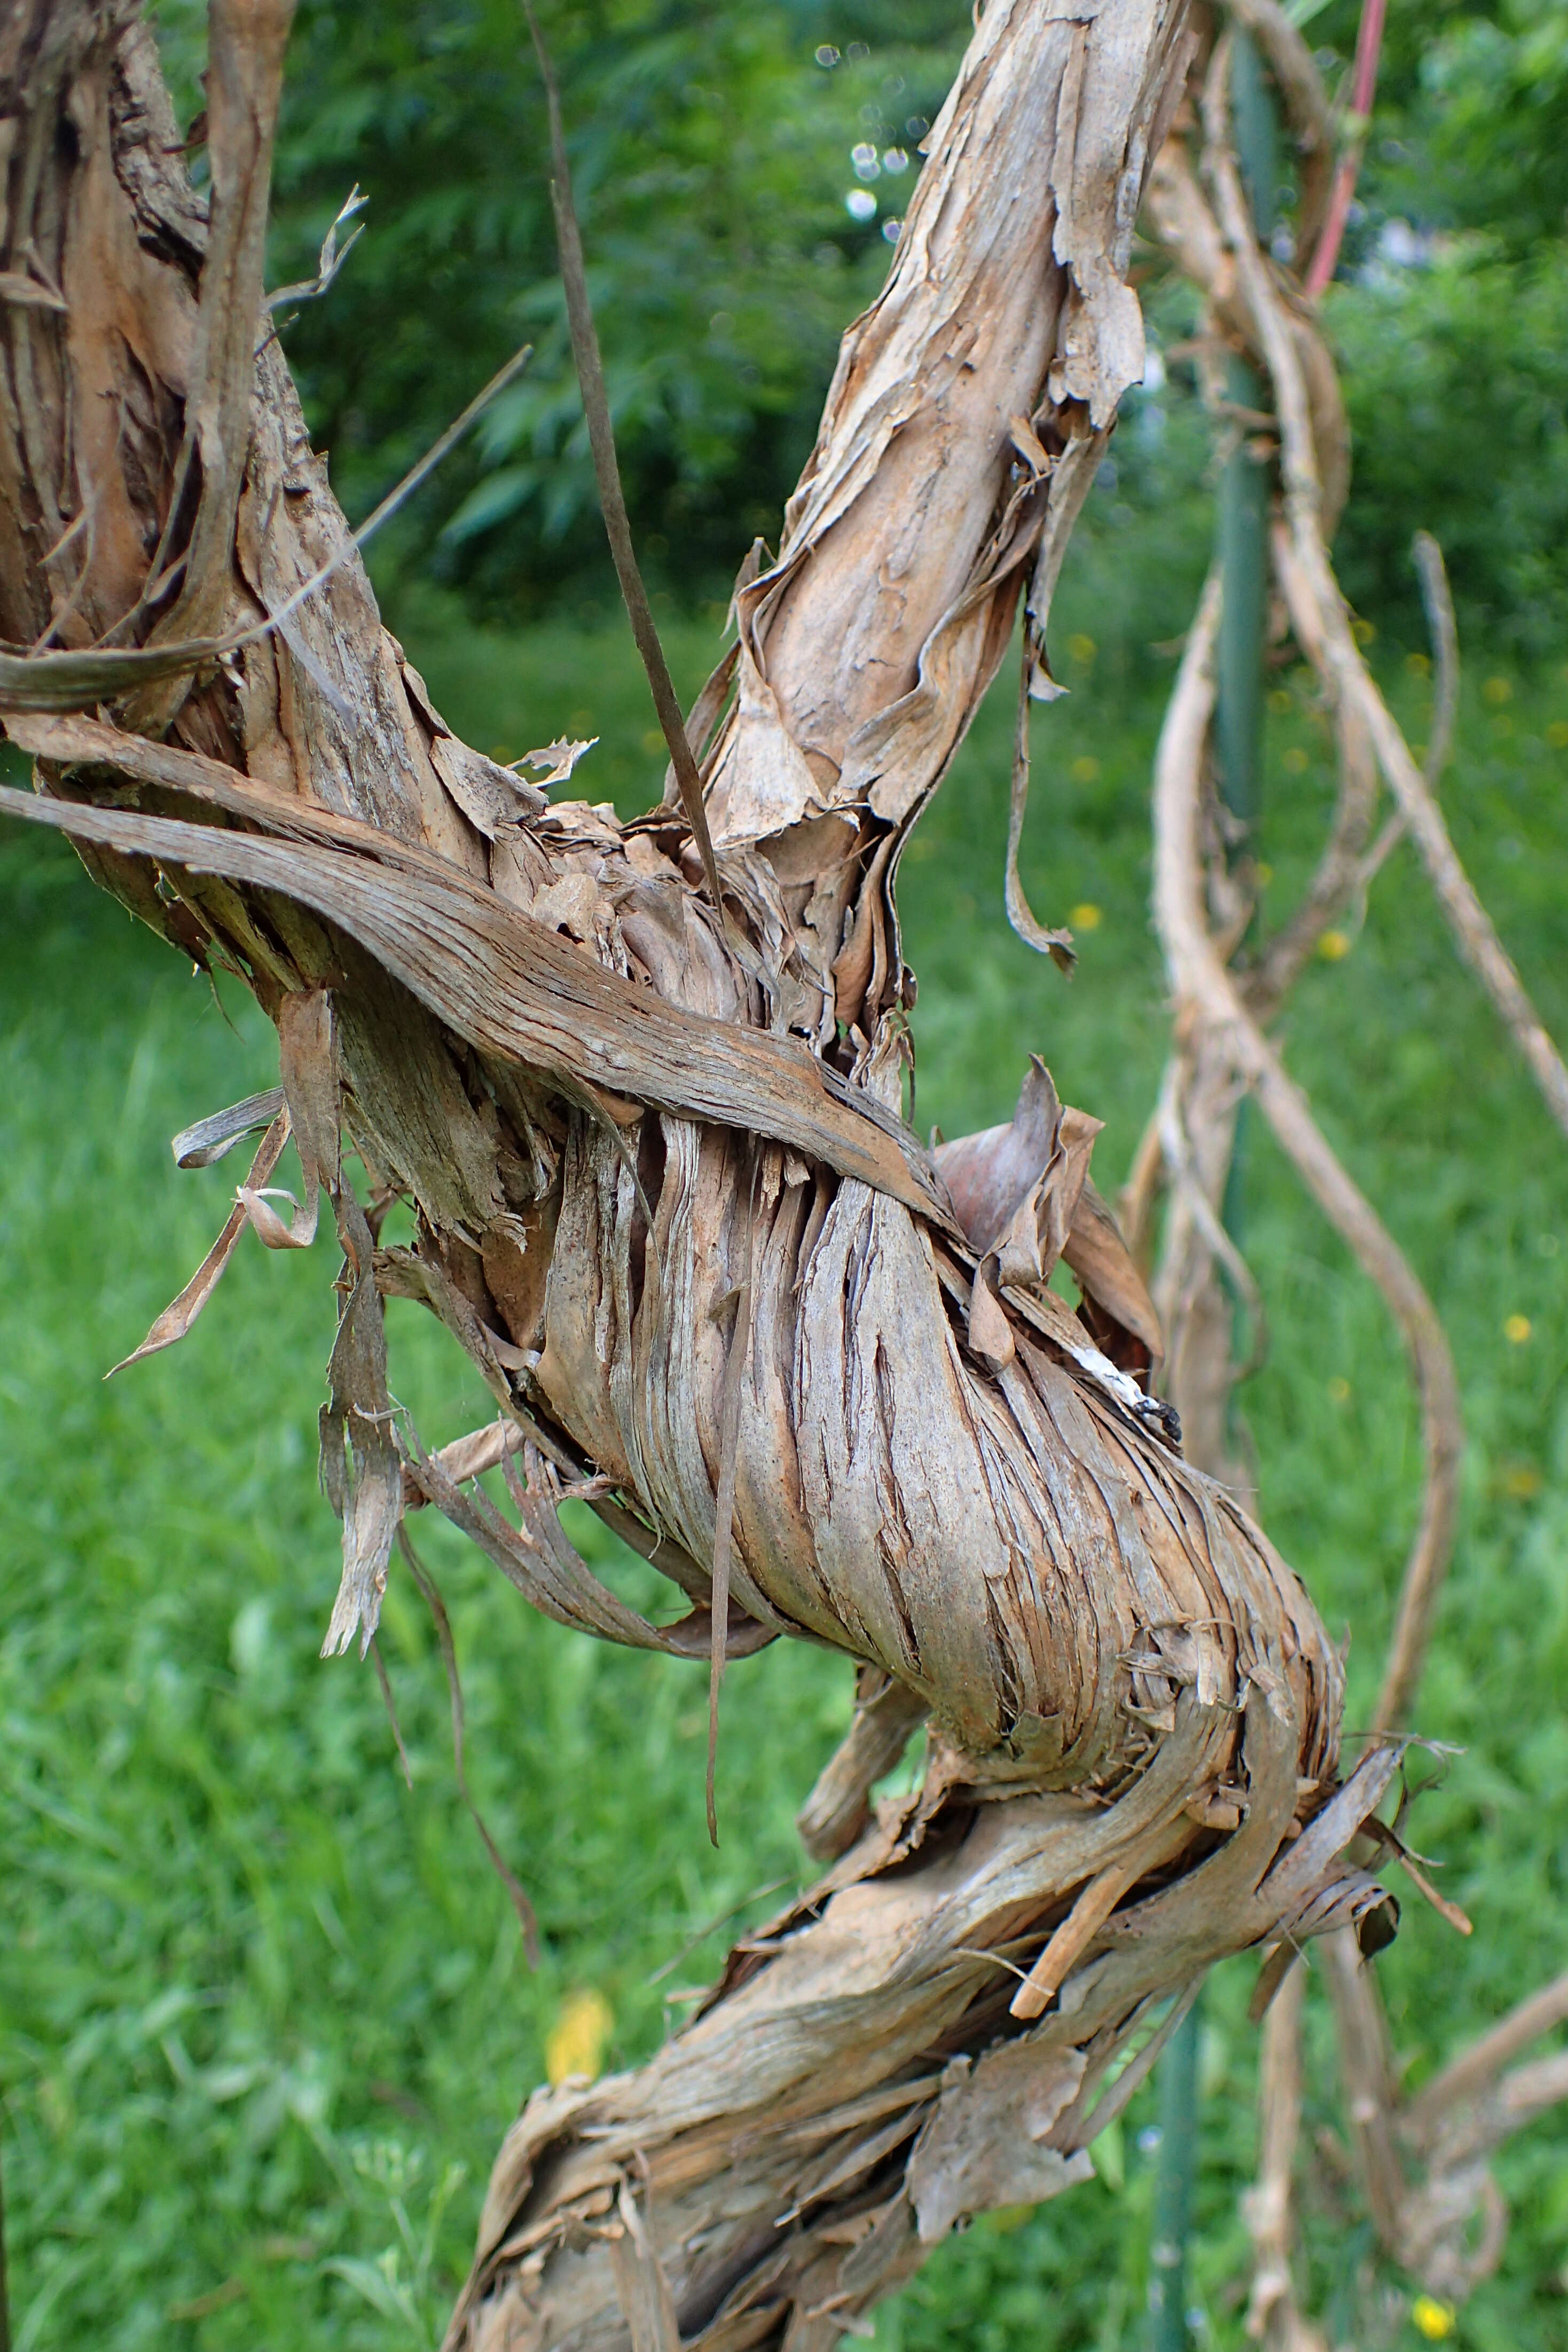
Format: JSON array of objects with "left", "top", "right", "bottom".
[{"left": 0, "top": 5, "right": 1564, "bottom": 2350}]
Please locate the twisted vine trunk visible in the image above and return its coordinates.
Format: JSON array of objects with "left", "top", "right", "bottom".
[{"left": 0, "top": 5, "right": 1403, "bottom": 2346}]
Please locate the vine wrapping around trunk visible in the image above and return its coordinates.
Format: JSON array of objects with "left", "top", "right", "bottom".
[{"left": 0, "top": 5, "right": 1421, "bottom": 2346}]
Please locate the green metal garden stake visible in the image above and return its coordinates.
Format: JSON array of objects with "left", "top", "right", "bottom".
[
  {"left": 1146, "top": 30, "right": 1278, "bottom": 2351},
  {"left": 1148, "top": 1999, "right": 1202, "bottom": 2350}
]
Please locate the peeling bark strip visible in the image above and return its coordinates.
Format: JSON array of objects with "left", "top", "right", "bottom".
[{"left": 0, "top": 5, "right": 1419, "bottom": 2346}]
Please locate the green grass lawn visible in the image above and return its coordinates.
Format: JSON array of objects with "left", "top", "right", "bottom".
[{"left": 3, "top": 553, "right": 1567, "bottom": 2349}]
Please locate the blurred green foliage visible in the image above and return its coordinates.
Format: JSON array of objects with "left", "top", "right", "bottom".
[
  {"left": 150, "top": 0, "right": 966, "bottom": 615},
  {"left": 1309, "top": 1, "right": 1568, "bottom": 650},
  {"left": 140, "top": 0, "right": 1568, "bottom": 645},
  {"left": 5, "top": 579, "right": 1568, "bottom": 2348},
  {"left": 1363, "top": 0, "right": 1568, "bottom": 254},
  {"left": 1334, "top": 250, "right": 1568, "bottom": 654}
]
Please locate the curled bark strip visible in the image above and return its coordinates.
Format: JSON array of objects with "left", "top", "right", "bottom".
[
  {"left": 403, "top": 1435, "right": 774, "bottom": 1665},
  {"left": 319, "top": 1183, "right": 402, "bottom": 1660},
  {"left": 106, "top": 1106, "right": 288, "bottom": 1373},
  {"left": 705, "top": 1166, "right": 757, "bottom": 1842},
  {"left": 401, "top": 1418, "right": 526, "bottom": 1513},
  {"left": 1006, "top": 641, "right": 1078, "bottom": 972},
  {"left": 170, "top": 1084, "right": 286, "bottom": 1166},
  {"left": 0, "top": 778, "right": 954, "bottom": 1223}
]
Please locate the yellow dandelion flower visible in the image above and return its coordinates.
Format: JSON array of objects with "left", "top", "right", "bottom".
[
  {"left": 1066, "top": 633, "right": 1097, "bottom": 666},
  {"left": 1503, "top": 1314, "right": 1532, "bottom": 1345},
  {"left": 1481, "top": 676, "right": 1512, "bottom": 706},
  {"left": 1351, "top": 616, "right": 1377, "bottom": 646},
  {"left": 1070, "top": 903, "right": 1102, "bottom": 931},
  {"left": 1070, "top": 755, "right": 1101, "bottom": 783},
  {"left": 1410, "top": 2294, "right": 1455, "bottom": 2340},
  {"left": 1317, "top": 929, "right": 1351, "bottom": 962},
  {"left": 545, "top": 1988, "right": 614, "bottom": 2086}
]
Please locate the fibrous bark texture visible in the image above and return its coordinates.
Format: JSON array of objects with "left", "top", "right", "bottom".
[{"left": 0, "top": 5, "right": 1412, "bottom": 2347}]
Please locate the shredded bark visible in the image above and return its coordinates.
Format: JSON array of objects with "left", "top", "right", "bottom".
[{"left": 0, "top": 5, "right": 1511, "bottom": 2346}]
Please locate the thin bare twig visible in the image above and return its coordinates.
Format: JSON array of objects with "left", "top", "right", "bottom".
[
  {"left": 645, "top": 1877, "right": 793, "bottom": 1988},
  {"left": 3, "top": 342, "right": 533, "bottom": 708},
  {"left": 1207, "top": 121, "right": 1568, "bottom": 1146},
  {"left": 1243, "top": 1964, "right": 1326, "bottom": 2351},
  {"left": 397, "top": 1527, "right": 540, "bottom": 1963},
  {"left": 1354, "top": 531, "right": 1460, "bottom": 896},
  {"left": 1246, "top": 547, "right": 1377, "bottom": 1010},
  {"left": 1321, "top": 1928, "right": 1405, "bottom": 2252},
  {"left": 1222, "top": 0, "right": 1334, "bottom": 259},
  {"left": 519, "top": 0, "right": 727, "bottom": 923},
  {"left": 371, "top": 1637, "right": 414, "bottom": 1790},
  {"left": 1413, "top": 531, "right": 1461, "bottom": 790},
  {"left": 1303, "top": 0, "right": 1387, "bottom": 297},
  {"left": 1153, "top": 576, "right": 1464, "bottom": 1743},
  {"left": 1404, "top": 1971, "right": 1568, "bottom": 2148},
  {"left": 1157, "top": 1055, "right": 1269, "bottom": 1381}
]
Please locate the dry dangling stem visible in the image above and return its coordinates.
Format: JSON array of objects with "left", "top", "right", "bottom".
[{"left": 1241, "top": 1966, "right": 1325, "bottom": 2352}]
